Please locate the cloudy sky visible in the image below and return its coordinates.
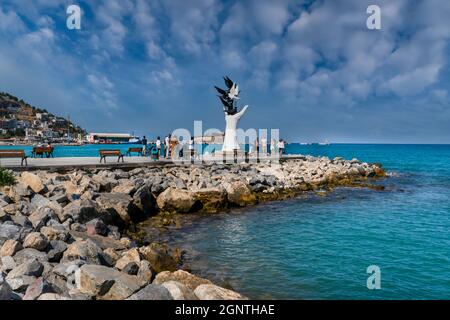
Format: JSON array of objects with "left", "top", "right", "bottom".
[{"left": 0, "top": 0, "right": 449, "bottom": 143}]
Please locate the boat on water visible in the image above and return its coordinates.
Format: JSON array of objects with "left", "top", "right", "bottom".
[{"left": 318, "top": 140, "right": 331, "bottom": 146}]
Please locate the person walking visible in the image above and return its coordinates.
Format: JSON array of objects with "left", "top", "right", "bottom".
[
  {"left": 141, "top": 136, "right": 148, "bottom": 156},
  {"left": 278, "top": 139, "right": 285, "bottom": 156},
  {"left": 254, "top": 138, "right": 259, "bottom": 154},
  {"left": 156, "top": 136, "right": 161, "bottom": 158},
  {"left": 164, "top": 134, "right": 171, "bottom": 159}
]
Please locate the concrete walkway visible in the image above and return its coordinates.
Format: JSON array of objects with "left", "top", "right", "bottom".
[{"left": 1, "top": 154, "right": 302, "bottom": 171}]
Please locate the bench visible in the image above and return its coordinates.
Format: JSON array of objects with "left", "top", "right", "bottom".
[
  {"left": 32, "top": 146, "right": 54, "bottom": 158},
  {"left": 0, "top": 150, "right": 28, "bottom": 166},
  {"left": 126, "top": 147, "right": 143, "bottom": 156},
  {"left": 99, "top": 150, "right": 124, "bottom": 163}
]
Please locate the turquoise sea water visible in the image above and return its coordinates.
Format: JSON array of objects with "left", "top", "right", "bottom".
[{"left": 157, "top": 144, "right": 450, "bottom": 299}]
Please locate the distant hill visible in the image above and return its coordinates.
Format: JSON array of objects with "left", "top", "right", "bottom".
[{"left": 0, "top": 92, "right": 85, "bottom": 141}]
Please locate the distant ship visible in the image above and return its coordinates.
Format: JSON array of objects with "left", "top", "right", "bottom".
[{"left": 318, "top": 140, "right": 331, "bottom": 146}]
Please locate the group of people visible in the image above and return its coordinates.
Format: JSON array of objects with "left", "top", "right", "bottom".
[
  {"left": 253, "top": 138, "right": 286, "bottom": 155},
  {"left": 140, "top": 134, "right": 196, "bottom": 160}
]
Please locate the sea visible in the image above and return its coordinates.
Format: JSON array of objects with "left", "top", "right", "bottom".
[
  {"left": 1, "top": 143, "right": 449, "bottom": 299},
  {"left": 152, "top": 144, "right": 450, "bottom": 299}
]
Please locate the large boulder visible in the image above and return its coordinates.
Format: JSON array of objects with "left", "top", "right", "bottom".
[
  {"left": 20, "top": 172, "right": 46, "bottom": 194},
  {"left": 139, "top": 243, "right": 179, "bottom": 273},
  {"left": 0, "top": 224, "right": 21, "bottom": 245},
  {"left": 6, "top": 259, "right": 43, "bottom": 279},
  {"left": 156, "top": 187, "right": 195, "bottom": 214},
  {"left": 0, "top": 281, "right": 13, "bottom": 300},
  {"left": 62, "top": 239, "right": 105, "bottom": 265},
  {"left": 95, "top": 193, "right": 136, "bottom": 224},
  {"left": 126, "top": 283, "right": 173, "bottom": 300},
  {"left": 192, "top": 188, "right": 227, "bottom": 213},
  {"left": 194, "top": 284, "right": 247, "bottom": 300},
  {"left": 13, "top": 248, "right": 48, "bottom": 264},
  {"left": 153, "top": 270, "right": 212, "bottom": 291},
  {"left": 23, "top": 277, "right": 53, "bottom": 300},
  {"left": 224, "top": 181, "right": 257, "bottom": 206},
  {"left": 161, "top": 281, "right": 197, "bottom": 300},
  {"left": 62, "top": 199, "right": 112, "bottom": 224},
  {"left": 75, "top": 264, "right": 142, "bottom": 299}
]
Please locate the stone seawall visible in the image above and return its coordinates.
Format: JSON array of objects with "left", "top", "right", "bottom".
[{"left": 0, "top": 157, "right": 386, "bottom": 300}]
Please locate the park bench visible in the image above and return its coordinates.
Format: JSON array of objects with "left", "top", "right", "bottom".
[
  {"left": 0, "top": 149, "right": 28, "bottom": 166},
  {"left": 32, "top": 146, "right": 54, "bottom": 158},
  {"left": 126, "top": 147, "right": 143, "bottom": 156},
  {"left": 99, "top": 150, "right": 124, "bottom": 163}
]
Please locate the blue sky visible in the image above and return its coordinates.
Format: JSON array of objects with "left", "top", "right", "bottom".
[{"left": 0, "top": 0, "right": 449, "bottom": 143}]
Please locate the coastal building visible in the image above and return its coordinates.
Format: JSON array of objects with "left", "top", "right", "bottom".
[{"left": 87, "top": 132, "right": 135, "bottom": 143}]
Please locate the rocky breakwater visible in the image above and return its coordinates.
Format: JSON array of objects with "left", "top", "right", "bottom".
[{"left": 0, "top": 157, "right": 385, "bottom": 300}]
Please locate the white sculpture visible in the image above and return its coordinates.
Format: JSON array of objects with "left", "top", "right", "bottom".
[
  {"left": 222, "top": 105, "right": 248, "bottom": 152},
  {"left": 215, "top": 77, "right": 249, "bottom": 152}
]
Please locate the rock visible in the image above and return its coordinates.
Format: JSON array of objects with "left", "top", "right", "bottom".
[
  {"left": 47, "top": 240, "right": 67, "bottom": 262},
  {"left": 1, "top": 256, "right": 16, "bottom": 272},
  {"left": 194, "top": 284, "right": 247, "bottom": 300},
  {"left": 162, "top": 281, "right": 197, "bottom": 300},
  {"left": 95, "top": 193, "right": 136, "bottom": 224},
  {"left": 86, "top": 218, "right": 108, "bottom": 236},
  {"left": 13, "top": 248, "right": 48, "bottom": 264},
  {"left": 6, "top": 259, "right": 43, "bottom": 279},
  {"left": 112, "top": 181, "right": 136, "bottom": 195},
  {"left": 76, "top": 264, "right": 142, "bottom": 299},
  {"left": 115, "top": 248, "right": 141, "bottom": 271},
  {"left": 133, "top": 185, "right": 157, "bottom": 217},
  {"left": 37, "top": 293, "right": 70, "bottom": 300},
  {"left": 139, "top": 243, "right": 179, "bottom": 273},
  {"left": 23, "top": 277, "right": 52, "bottom": 300},
  {"left": 224, "top": 181, "right": 257, "bottom": 206},
  {"left": 137, "top": 260, "right": 153, "bottom": 286},
  {"left": 20, "top": 172, "right": 46, "bottom": 194},
  {"left": 126, "top": 284, "right": 173, "bottom": 300},
  {"left": 122, "top": 262, "right": 139, "bottom": 275},
  {"left": 40, "top": 226, "right": 69, "bottom": 242},
  {"left": 0, "top": 239, "right": 23, "bottom": 257},
  {"left": 23, "top": 232, "right": 49, "bottom": 251},
  {"left": 11, "top": 213, "right": 32, "bottom": 228},
  {"left": 0, "top": 280, "right": 13, "bottom": 300},
  {"left": 156, "top": 187, "right": 195, "bottom": 214},
  {"left": 62, "top": 199, "right": 109, "bottom": 224},
  {"left": 0, "top": 224, "right": 21, "bottom": 244},
  {"left": 62, "top": 239, "right": 105, "bottom": 265},
  {"left": 28, "top": 207, "right": 57, "bottom": 230},
  {"left": 7, "top": 183, "right": 30, "bottom": 202},
  {"left": 102, "top": 248, "right": 120, "bottom": 264},
  {"left": 68, "top": 231, "right": 128, "bottom": 251},
  {"left": 192, "top": 188, "right": 227, "bottom": 213},
  {"left": 6, "top": 275, "right": 36, "bottom": 292},
  {"left": 153, "top": 270, "right": 212, "bottom": 291}
]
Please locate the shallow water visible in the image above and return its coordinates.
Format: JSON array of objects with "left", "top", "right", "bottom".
[{"left": 156, "top": 144, "right": 450, "bottom": 299}]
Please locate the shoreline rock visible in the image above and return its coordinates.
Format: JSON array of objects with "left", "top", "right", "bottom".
[{"left": 0, "top": 157, "right": 386, "bottom": 300}]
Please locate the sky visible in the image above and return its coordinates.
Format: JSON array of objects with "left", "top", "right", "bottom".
[{"left": 0, "top": 0, "right": 449, "bottom": 143}]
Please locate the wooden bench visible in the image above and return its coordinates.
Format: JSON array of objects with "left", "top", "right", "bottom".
[
  {"left": 126, "top": 147, "right": 143, "bottom": 156},
  {"left": 32, "top": 146, "right": 54, "bottom": 158},
  {"left": 99, "top": 150, "right": 124, "bottom": 163},
  {"left": 0, "top": 150, "right": 28, "bottom": 166}
]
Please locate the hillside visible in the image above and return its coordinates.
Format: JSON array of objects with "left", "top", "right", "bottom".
[{"left": 0, "top": 92, "right": 85, "bottom": 141}]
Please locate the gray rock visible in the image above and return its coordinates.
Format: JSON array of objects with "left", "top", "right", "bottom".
[
  {"left": 62, "top": 239, "right": 104, "bottom": 265},
  {"left": 11, "top": 213, "right": 32, "bottom": 228},
  {"left": 62, "top": 199, "right": 103, "bottom": 223},
  {"left": 6, "top": 275, "right": 36, "bottom": 292},
  {"left": 126, "top": 284, "right": 173, "bottom": 300},
  {"left": 47, "top": 240, "right": 67, "bottom": 262},
  {"left": 194, "top": 284, "right": 247, "bottom": 300},
  {"left": 23, "top": 232, "right": 49, "bottom": 251},
  {"left": 162, "top": 281, "right": 198, "bottom": 300},
  {"left": 6, "top": 259, "right": 44, "bottom": 278},
  {"left": 13, "top": 248, "right": 49, "bottom": 265},
  {"left": 133, "top": 185, "right": 157, "bottom": 217},
  {"left": 122, "top": 262, "right": 139, "bottom": 275},
  {"left": 95, "top": 193, "right": 136, "bottom": 224},
  {"left": 0, "top": 224, "right": 21, "bottom": 244},
  {"left": 0, "top": 280, "right": 13, "bottom": 300},
  {"left": 1, "top": 256, "right": 16, "bottom": 272}
]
